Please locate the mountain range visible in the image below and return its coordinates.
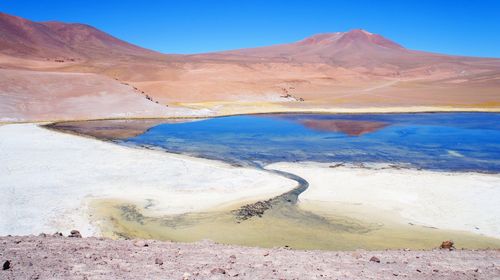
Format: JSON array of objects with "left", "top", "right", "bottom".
[{"left": 1, "top": 12, "right": 499, "bottom": 121}]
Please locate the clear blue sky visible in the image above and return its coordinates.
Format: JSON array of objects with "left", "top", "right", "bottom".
[{"left": 1, "top": 0, "right": 499, "bottom": 57}]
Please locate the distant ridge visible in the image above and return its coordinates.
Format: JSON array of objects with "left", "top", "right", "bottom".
[
  {"left": 0, "top": 11, "right": 499, "bottom": 121},
  {"left": 0, "top": 12, "right": 158, "bottom": 60},
  {"left": 192, "top": 29, "right": 495, "bottom": 69}
]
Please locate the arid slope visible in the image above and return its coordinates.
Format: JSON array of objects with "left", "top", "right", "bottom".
[{"left": 1, "top": 12, "right": 499, "bottom": 120}]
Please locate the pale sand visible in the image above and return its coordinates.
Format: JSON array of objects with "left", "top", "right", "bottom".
[
  {"left": 0, "top": 68, "right": 214, "bottom": 122},
  {"left": 267, "top": 162, "right": 500, "bottom": 239},
  {"left": 0, "top": 124, "right": 295, "bottom": 236},
  {"left": 179, "top": 101, "right": 500, "bottom": 117}
]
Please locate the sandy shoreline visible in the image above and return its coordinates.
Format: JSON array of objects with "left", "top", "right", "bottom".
[
  {"left": 1, "top": 105, "right": 500, "bottom": 124},
  {"left": 177, "top": 103, "right": 500, "bottom": 117}
]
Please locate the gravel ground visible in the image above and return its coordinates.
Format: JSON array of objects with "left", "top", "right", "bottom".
[{"left": 1, "top": 235, "right": 499, "bottom": 279}]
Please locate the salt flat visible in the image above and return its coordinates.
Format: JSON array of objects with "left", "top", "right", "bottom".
[
  {"left": 1, "top": 123, "right": 499, "bottom": 248},
  {"left": 0, "top": 124, "right": 295, "bottom": 236},
  {"left": 267, "top": 162, "right": 500, "bottom": 239}
]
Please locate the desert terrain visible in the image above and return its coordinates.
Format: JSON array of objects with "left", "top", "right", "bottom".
[
  {"left": 2, "top": 235, "right": 499, "bottom": 280},
  {"left": 1, "top": 11, "right": 500, "bottom": 279},
  {"left": 1, "top": 12, "right": 499, "bottom": 121}
]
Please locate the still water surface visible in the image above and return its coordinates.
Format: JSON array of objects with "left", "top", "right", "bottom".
[{"left": 124, "top": 113, "right": 500, "bottom": 172}]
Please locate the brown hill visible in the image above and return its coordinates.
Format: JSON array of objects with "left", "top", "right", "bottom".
[
  {"left": 0, "top": 12, "right": 159, "bottom": 60},
  {"left": 193, "top": 29, "right": 408, "bottom": 64},
  {"left": 194, "top": 29, "right": 499, "bottom": 73}
]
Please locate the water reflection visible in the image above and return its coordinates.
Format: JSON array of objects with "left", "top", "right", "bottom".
[{"left": 123, "top": 113, "right": 500, "bottom": 172}]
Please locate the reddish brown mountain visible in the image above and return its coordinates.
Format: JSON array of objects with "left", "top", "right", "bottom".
[
  {"left": 194, "top": 29, "right": 499, "bottom": 71},
  {"left": 0, "top": 12, "right": 499, "bottom": 121},
  {"left": 197, "top": 29, "right": 408, "bottom": 63},
  {"left": 0, "top": 12, "right": 158, "bottom": 60},
  {"left": 299, "top": 119, "right": 389, "bottom": 136}
]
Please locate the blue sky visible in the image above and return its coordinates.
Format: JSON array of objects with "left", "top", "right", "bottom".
[{"left": 1, "top": 0, "right": 499, "bottom": 57}]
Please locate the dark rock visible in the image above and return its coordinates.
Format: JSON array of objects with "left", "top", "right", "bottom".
[
  {"left": 211, "top": 268, "right": 226, "bottom": 274},
  {"left": 232, "top": 199, "right": 273, "bottom": 220},
  {"left": 68, "top": 230, "right": 82, "bottom": 238},
  {"left": 440, "top": 240, "right": 454, "bottom": 250},
  {"left": 3, "top": 260, "right": 10, "bottom": 270},
  {"left": 229, "top": 255, "right": 236, "bottom": 263},
  {"left": 133, "top": 240, "right": 148, "bottom": 247},
  {"left": 329, "top": 163, "right": 345, "bottom": 168},
  {"left": 155, "top": 258, "right": 163, "bottom": 265},
  {"left": 52, "top": 232, "right": 63, "bottom": 237},
  {"left": 369, "top": 256, "right": 380, "bottom": 263}
]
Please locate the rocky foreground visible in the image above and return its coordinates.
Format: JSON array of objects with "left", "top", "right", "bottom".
[{"left": 1, "top": 235, "right": 499, "bottom": 280}]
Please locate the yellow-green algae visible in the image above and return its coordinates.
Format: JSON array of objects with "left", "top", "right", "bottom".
[{"left": 90, "top": 198, "right": 500, "bottom": 251}]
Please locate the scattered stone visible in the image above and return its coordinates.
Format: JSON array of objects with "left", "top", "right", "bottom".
[
  {"left": 370, "top": 256, "right": 381, "bottom": 263},
  {"left": 133, "top": 240, "right": 148, "bottom": 247},
  {"left": 440, "top": 240, "right": 454, "bottom": 250},
  {"left": 0, "top": 235, "right": 498, "bottom": 278},
  {"left": 279, "top": 92, "right": 304, "bottom": 102},
  {"left": 38, "top": 233, "right": 48, "bottom": 237},
  {"left": 68, "top": 230, "right": 82, "bottom": 238},
  {"left": 211, "top": 268, "right": 226, "bottom": 274},
  {"left": 232, "top": 199, "right": 273, "bottom": 220},
  {"left": 3, "top": 260, "right": 10, "bottom": 270},
  {"left": 52, "top": 232, "right": 63, "bottom": 237},
  {"left": 351, "top": 252, "right": 362, "bottom": 259}
]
